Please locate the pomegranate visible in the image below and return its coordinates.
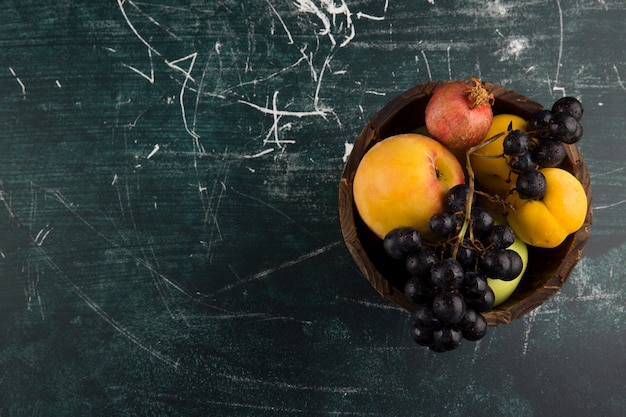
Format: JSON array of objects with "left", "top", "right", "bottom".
[{"left": 425, "top": 78, "right": 494, "bottom": 151}]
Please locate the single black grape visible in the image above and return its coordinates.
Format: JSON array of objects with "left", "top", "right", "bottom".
[
  {"left": 414, "top": 304, "right": 440, "bottom": 330},
  {"left": 503, "top": 130, "right": 530, "bottom": 156},
  {"left": 461, "top": 270, "right": 489, "bottom": 300},
  {"left": 446, "top": 184, "right": 471, "bottom": 212},
  {"left": 429, "top": 212, "right": 460, "bottom": 236},
  {"left": 549, "top": 111, "right": 583, "bottom": 144},
  {"left": 383, "top": 227, "right": 422, "bottom": 259},
  {"left": 432, "top": 291, "right": 466, "bottom": 324},
  {"left": 404, "top": 276, "right": 434, "bottom": 305},
  {"left": 501, "top": 249, "right": 524, "bottom": 281},
  {"left": 430, "top": 258, "right": 465, "bottom": 291},
  {"left": 479, "top": 249, "right": 512, "bottom": 279},
  {"left": 516, "top": 169, "right": 547, "bottom": 200},
  {"left": 552, "top": 96, "right": 583, "bottom": 121},
  {"left": 533, "top": 138, "right": 566, "bottom": 168},
  {"left": 459, "top": 309, "right": 488, "bottom": 341},
  {"left": 465, "top": 286, "right": 495, "bottom": 313},
  {"left": 509, "top": 151, "right": 536, "bottom": 173},
  {"left": 484, "top": 224, "right": 516, "bottom": 249},
  {"left": 430, "top": 325, "right": 463, "bottom": 352},
  {"left": 411, "top": 323, "right": 435, "bottom": 347},
  {"left": 569, "top": 122, "right": 584, "bottom": 144},
  {"left": 527, "top": 109, "right": 553, "bottom": 138},
  {"left": 405, "top": 247, "right": 438, "bottom": 278},
  {"left": 470, "top": 207, "right": 494, "bottom": 238}
]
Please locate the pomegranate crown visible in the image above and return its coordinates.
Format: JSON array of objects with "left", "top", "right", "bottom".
[{"left": 466, "top": 77, "right": 495, "bottom": 108}]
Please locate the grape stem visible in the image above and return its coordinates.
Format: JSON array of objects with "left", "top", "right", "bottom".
[{"left": 451, "top": 132, "right": 504, "bottom": 259}]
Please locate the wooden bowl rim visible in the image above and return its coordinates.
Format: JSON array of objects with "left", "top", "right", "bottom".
[{"left": 339, "top": 80, "right": 593, "bottom": 326}]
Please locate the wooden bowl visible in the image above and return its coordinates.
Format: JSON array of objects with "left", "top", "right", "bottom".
[{"left": 339, "top": 81, "right": 593, "bottom": 326}]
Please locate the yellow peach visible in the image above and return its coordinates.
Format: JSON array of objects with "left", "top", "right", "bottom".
[
  {"left": 470, "top": 114, "right": 528, "bottom": 196},
  {"left": 505, "top": 168, "right": 588, "bottom": 248},
  {"left": 353, "top": 133, "right": 465, "bottom": 239}
]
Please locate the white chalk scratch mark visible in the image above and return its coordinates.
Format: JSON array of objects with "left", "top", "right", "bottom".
[
  {"left": 295, "top": 0, "right": 334, "bottom": 45},
  {"left": 195, "top": 160, "right": 229, "bottom": 259},
  {"left": 446, "top": 43, "right": 452, "bottom": 79},
  {"left": 36, "top": 246, "right": 180, "bottom": 369},
  {"left": 364, "top": 90, "right": 386, "bottom": 96},
  {"left": 313, "top": 50, "right": 335, "bottom": 112},
  {"left": 594, "top": 199, "right": 626, "bottom": 210},
  {"left": 521, "top": 309, "right": 538, "bottom": 356},
  {"left": 271, "top": 91, "right": 282, "bottom": 148},
  {"left": 34, "top": 226, "right": 53, "bottom": 246},
  {"left": 342, "top": 141, "right": 353, "bottom": 163},
  {"left": 117, "top": 0, "right": 162, "bottom": 57},
  {"left": 552, "top": 86, "right": 566, "bottom": 97},
  {"left": 209, "top": 241, "right": 342, "bottom": 297},
  {"left": 421, "top": 50, "right": 432, "bottom": 81},
  {"left": 300, "top": 46, "right": 318, "bottom": 82},
  {"left": 266, "top": 0, "right": 294, "bottom": 44},
  {"left": 44, "top": 188, "right": 196, "bottom": 301},
  {"left": 244, "top": 148, "right": 275, "bottom": 159},
  {"left": 552, "top": 0, "right": 564, "bottom": 93},
  {"left": 296, "top": 0, "right": 356, "bottom": 47},
  {"left": 220, "top": 55, "right": 309, "bottom": 95},
  {"left": 590, "top": 166, "right": 623, "bottom": 178},
  {"left": 121, "top": 47, "right": 155, "bottom": 84},
  {"left": 147, "top": 144, "right": 160, "bottom": 159},
  {"left": 23, "top": 263, "right": 45, "bottom": 319},
  {"left": 9, "top": 67, "right": 26, "bottom": 97},
  {"left": 219, "top": 372, "right": 366, "bottom": 394},
  {"left": 238, "top": 99, "right": 327, "bottom": 118},
  {"left": 167, "top": 52, "right": 200, "bottom": 141},
  {"left": 243, "top": 242, "right": 343, "bottom": 278},
  {"left": 356, "top": 12, "right": 384, "bottom": 21},
  {"left": 339, "top": 296, "right": 406, "bottom": 312},
  {"left": 613, "top": 64, "right": 626, "bottom": 94},
  {"left": 117, "top": 0, "right": 206, "bottom": 146},
  {"left": 126, "top": 0, "right": 182, "bottom": 41}
]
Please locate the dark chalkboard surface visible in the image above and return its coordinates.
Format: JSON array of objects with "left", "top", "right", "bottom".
[{"left": 1, "top": 1, "right": 625, "bottom": 416}]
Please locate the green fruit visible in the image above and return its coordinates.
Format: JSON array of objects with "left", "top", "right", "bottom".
[{"left": 487, "top": 235, "right": 528, "bottom": 307}]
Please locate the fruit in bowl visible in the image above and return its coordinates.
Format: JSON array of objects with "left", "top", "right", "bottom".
[
  {"left": 339, "top": 80, "right": 592, "bottom": 352},
  {"left": 352, "top": 133, "right": 465, "bottom": 239}
]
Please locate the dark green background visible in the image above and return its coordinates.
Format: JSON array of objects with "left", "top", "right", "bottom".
[{"left": 1, "top": 1, "right": 625, "bottom": 416}]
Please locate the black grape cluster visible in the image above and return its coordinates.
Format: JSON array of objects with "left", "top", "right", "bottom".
[
  {"left": 503, "top": 96, "right": 585, "bottom": 201},
  {"left": 383, "top": 184, "right": 523, "bottom": 352}
]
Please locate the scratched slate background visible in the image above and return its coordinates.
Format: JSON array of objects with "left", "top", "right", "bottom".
[{"left": 1, "top": 0, "right": 625, "bottom": 416}]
